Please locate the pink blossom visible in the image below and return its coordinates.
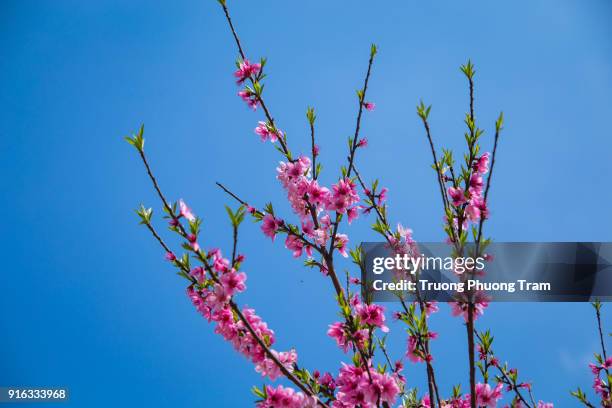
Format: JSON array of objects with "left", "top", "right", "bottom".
[
  {"left": 277, "top": 156, "right": 314, "bottom": 219},
  {"left": 327, "top": 322, "right": 348, "bottom": 351},
  {"left": 261, "top": 214, "right": 282, "bottom": 241},
  {"left": 537, "top": 402, "right": 554, "bottom": 408},
  {"left": 255, "top": 121, "right": 282, "bottom": 143},
  {"left": 355, "top": 303, "right": 388, "bottom": 332},
  {"left": 179, "top": 199, "right": 196, "bottom": 222},
  {"left": 307, "top": 180, "right": 331, "bottom": 207},
  {"left": 328, "top": 178, "right": 360, "bottom": 214},
  {"left": 210, "top": 249, "right": 230, "bottom": 273},
  {"left": 257, "top": 385, "right": 315, "bottom": 408},
  {"left": 312, "top": 228, "right": 328, "bottom": 246},
  {"left": 346, "top": 206, "right": 359, "bottom": 224},
  {"left": 327, "top": 322, "right": 368, "bottom": 353},
  {"left": 406, "top": 335, "right": 422, "bottom": 363},
  {"left": 285, "top": 235, "right": 312, "bottom": 258},
  {"left": 190, "top": 266, "right": 205, "bottom": 282},
  {"left": 466, "top": 196, "right": 488, "bottom": 222},
  {"left": 334, "top": 234, "right": 349, "bottom": 257},
  {"left": 378, "top": 187, "right": 388, "bottom": 205},
  {"left": 356, "top": 138, "right": 368, "bottom": 148},
  {"left": 165, "top": 252, "right": 176, "bottom": 262},
  {"left": 422, "top": 300, "right": 439, "bottom": 316},
  {"left": 450, "top": 293, "right": 490, "bottom": 322},
  {"left": 448, "top": 186, "right": 467, "bottom": 206},
  {"left": 189, "top": 239, "right": 200, "bottom": 252},
  {"left": 220, "top": 270, "right": 247, "bottom": 296},
  {"left": 320, "top": 372, "right": 336, "bottom": 390},
  {"left": 473, "top": 152, "right": 490, "bottom": 174},
  {"left": 363, "top": 101, "right": 376, "bottom": 111},
  {"left": 406, "top": 333, "right": 434, "bottom": 363},
  {"left": 256, "top": 349, "right": 298, "bottom": 380},
  {"left": 335, "top": 363, "right": 401, "bottom": 407},
  {"left": 301, "top": 220, "right": 315, "bottom": 236},
  {"left": 188, "top": 281, "right": 299, "bottom": 382},
  {"left": 234, "top": 59, "right": 261, "bottom": 84},
  {"left": 238, "top": 89, "right": 259, "bottom": 110},
  {"left": 448, "top": 395, "right": 472, "bottom": 408},
  {"left": 469, "top": 173, "right": 484, "bottom": 196},
  {"left": 397, "top": 223, "right": 415, "bottom": 243},
  {"left": 475, "top": 382, "right": 503, "bottom": 408},
  {"left": 367, "top": 371, "right": 400, "bottom": 404},
  {"left": 465, "top": 202, "right": 481, "bottom": 222}
]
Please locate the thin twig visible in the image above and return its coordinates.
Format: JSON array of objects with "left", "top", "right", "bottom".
[
  {"left": 135, "top": 150, "right": 326, "bottom": 406},
  {"left": 327, "top": 49, "right": 376, "bottom": 259}
]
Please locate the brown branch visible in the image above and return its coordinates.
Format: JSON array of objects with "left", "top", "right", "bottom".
[
  {"left": 474, "top": 331, "right": 533, "bottom": 408},
  {"left": 327, "top": 48, "right": 376, "bottom": 258},
  {"left": 356, "top": 164, "right": 442, "bottom": 407},
  {"left": 134, "top": 149, "right": 327, "bottom": 406},
  {"left": 219, "top": 1, "right": 291, "bottom": 159},
  {"left": 215, "top": 182, "right": 321, "bottom": 255}
]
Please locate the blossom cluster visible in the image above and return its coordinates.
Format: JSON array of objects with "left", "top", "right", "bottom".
[
  {"left": 186, "top": 247, "right": 297, "bottom": 381},
  {"left": 276, "top": 156, "right": 360, "bottom": 219},
  {"left": 449, "top": 291, "right": 490, "bottom": 323},
  {"left": 256, "top": 385, "right": 317, "bottom": 408},
  {"left": 258, "top": 154, "right": 361, "bottom": 264},
  {"left": 589, "top": 357, "right": 612, "bottom": 405},
  {"left": 447, "top": 152, "right": 489, "bottom": 226},
  {"left": 333, "top": 363, "right": 402, "bottom": 408},
  {"left": 327, "top": 295, "right": 388, "bottom": 353}
]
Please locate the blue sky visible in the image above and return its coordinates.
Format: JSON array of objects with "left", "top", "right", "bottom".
[{"left": 1, "top": 0, "right": 611, "bottom": 406}]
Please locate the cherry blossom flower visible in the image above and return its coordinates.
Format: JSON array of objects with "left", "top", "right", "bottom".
[
  {"left": 346, "top": 206, "right": 360, "bottom": 224},
  {"left": 327, "top": 322, "right": 367, "bottom": 353},
  {"left": 334, "top": 234, "right": 349, "bottom": 257},
  {"left": 238, "top": 89, "right": 259, "bottom": 110},
  {"left": 334, "top": 363, "right": 401, "bottom": 407},
  {"left": 256, "top": 349, "right": 298, "bottom": 380},
  {"left": 285, "top": 235, "right": 312, "bottom": 258},
  {"left": 473, "top": 152, "right": 490, "bottom": 174},
  {"left": 255, "top": 121, "right": 282, "bottom": 143},
  {"left": 257, "top": 384, "right": 316, "bottom": 408},
  {"left": 450, "top": 292, "right": 490, "bottom": 322},
  {"left": 261, "top": 214, "right": 283, "bottom": 241},
  {"left": 475, "top": 382, "right": 503, "bottom": 408},
  {"left": 179, "top": 199, "right": 196, "bottom": 222},
  {"left": 448, "top": 186, "right": 467, "bottom": 206},
  {"left": 234, "top": 59, "right": 261, "bottom": 84},
  {"left": 219, "top": 270, "right": 247, "bottom": 296},
  {"left": 355, "top": 303, "right": 388, "bottom": 332}
]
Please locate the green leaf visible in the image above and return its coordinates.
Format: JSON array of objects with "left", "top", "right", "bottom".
[
  {"left": 416, "top": 101, "right": 431, "bottom": 120},
  {"left": 306, "top": 106, "right": 316, "bottom": 125},
  {"left": 251, "top": 385, "right": 266, "bottom": 399},
  {"left": 495, "top": 112, "right": 504, "bottom": 132},
  {"left": 135, "top": 204, "right": 153, "bottom": 224},
  {"left": 125, "top": 124, "right": 145, "bottom": 152},
  {"left": 460, "top": 59, "right": 475, "bottom": 79}
]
